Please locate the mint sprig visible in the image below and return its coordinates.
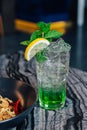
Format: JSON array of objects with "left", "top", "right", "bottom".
[
  {"left": 20, "top": 21, "right": 62, "bottom": 46},
  {"left": 20, "top": 21, "right": 63, "bottom": 62}
]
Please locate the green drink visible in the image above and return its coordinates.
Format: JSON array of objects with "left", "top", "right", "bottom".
[
  {"left": 39, "top": 82, "right": 66, "bottom": 110},
  {"left": 36, "top": 38, "right": 71, "bottom": 110}
]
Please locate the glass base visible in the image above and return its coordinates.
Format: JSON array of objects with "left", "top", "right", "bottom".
[{"left": 39, "top": 100, "right": 65, "bottom": 110}]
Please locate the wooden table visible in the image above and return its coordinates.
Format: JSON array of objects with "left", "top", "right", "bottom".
[{"left": 0, "top": 51, "right": 87, "bottom": 130}]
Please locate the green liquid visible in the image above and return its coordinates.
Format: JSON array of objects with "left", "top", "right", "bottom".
[{"left": 39, "top": 83, "right": 66, "bottom": 110}]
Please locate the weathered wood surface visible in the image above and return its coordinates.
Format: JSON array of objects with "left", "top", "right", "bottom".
[{"left": 0, "top": 51, "right": 87, "bottom": 130}]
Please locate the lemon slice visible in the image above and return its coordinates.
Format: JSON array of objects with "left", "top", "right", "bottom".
[{"left": 24, "top": 38, "right": 50, "bottom": 61}]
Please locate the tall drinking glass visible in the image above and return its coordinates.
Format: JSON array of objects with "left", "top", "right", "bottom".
[{"left": 36, "top": 38, "right": 71, "bottom": 110}]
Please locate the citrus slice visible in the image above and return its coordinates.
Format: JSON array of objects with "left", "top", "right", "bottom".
[{"left": 24, "top": 38, "right": 50, "bottom": 61}]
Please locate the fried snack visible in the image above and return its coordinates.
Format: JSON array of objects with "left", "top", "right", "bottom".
[{"left": 0, "top": 95, "right": 16, "bottom": 121}]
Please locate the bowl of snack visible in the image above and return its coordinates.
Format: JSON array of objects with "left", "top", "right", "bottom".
[{"left": 0, "top": 77, "right": 36, "bottom": 129}]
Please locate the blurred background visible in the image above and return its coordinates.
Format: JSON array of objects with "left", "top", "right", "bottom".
[{"left": 0, "top": 0, "right": 87, "bottom": 71}]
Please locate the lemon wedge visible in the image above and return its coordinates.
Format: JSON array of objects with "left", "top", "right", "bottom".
[{"left": 24, "top": 38, "right": 50, "bottom": 61}]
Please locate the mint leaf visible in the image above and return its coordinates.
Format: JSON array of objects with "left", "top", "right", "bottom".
[
  {"left": 20, "top": 30, "right": 42, "bottom": 45},
  {"left": 37, "top": 22, "right": 51, "bottom": 33},
  {"left": 20, "top": 40, "right": 30, "bottom": 46},
  {"left": 37, "top": 22, "right": 46, "bottom": 30},
  {"left": 45, "top": 30, "right": 62, "bottom": 39},
  {"left": 36, "top": 51, "right": 47, "bottom": 63},
  {"left": 44, "top": 23, "right": 51, "bottom": 33},
  {"left": 30, "top": 30, "right": 42, "bottom": 42}
]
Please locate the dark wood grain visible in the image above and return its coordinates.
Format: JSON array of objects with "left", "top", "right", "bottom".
[{"left": 0, "top": 51, "right": 87, "bottom": 130}]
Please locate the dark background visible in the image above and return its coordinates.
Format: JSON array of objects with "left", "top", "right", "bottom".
[{"left": 0, "top": 0, "right": 87, "bottom": 71}]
